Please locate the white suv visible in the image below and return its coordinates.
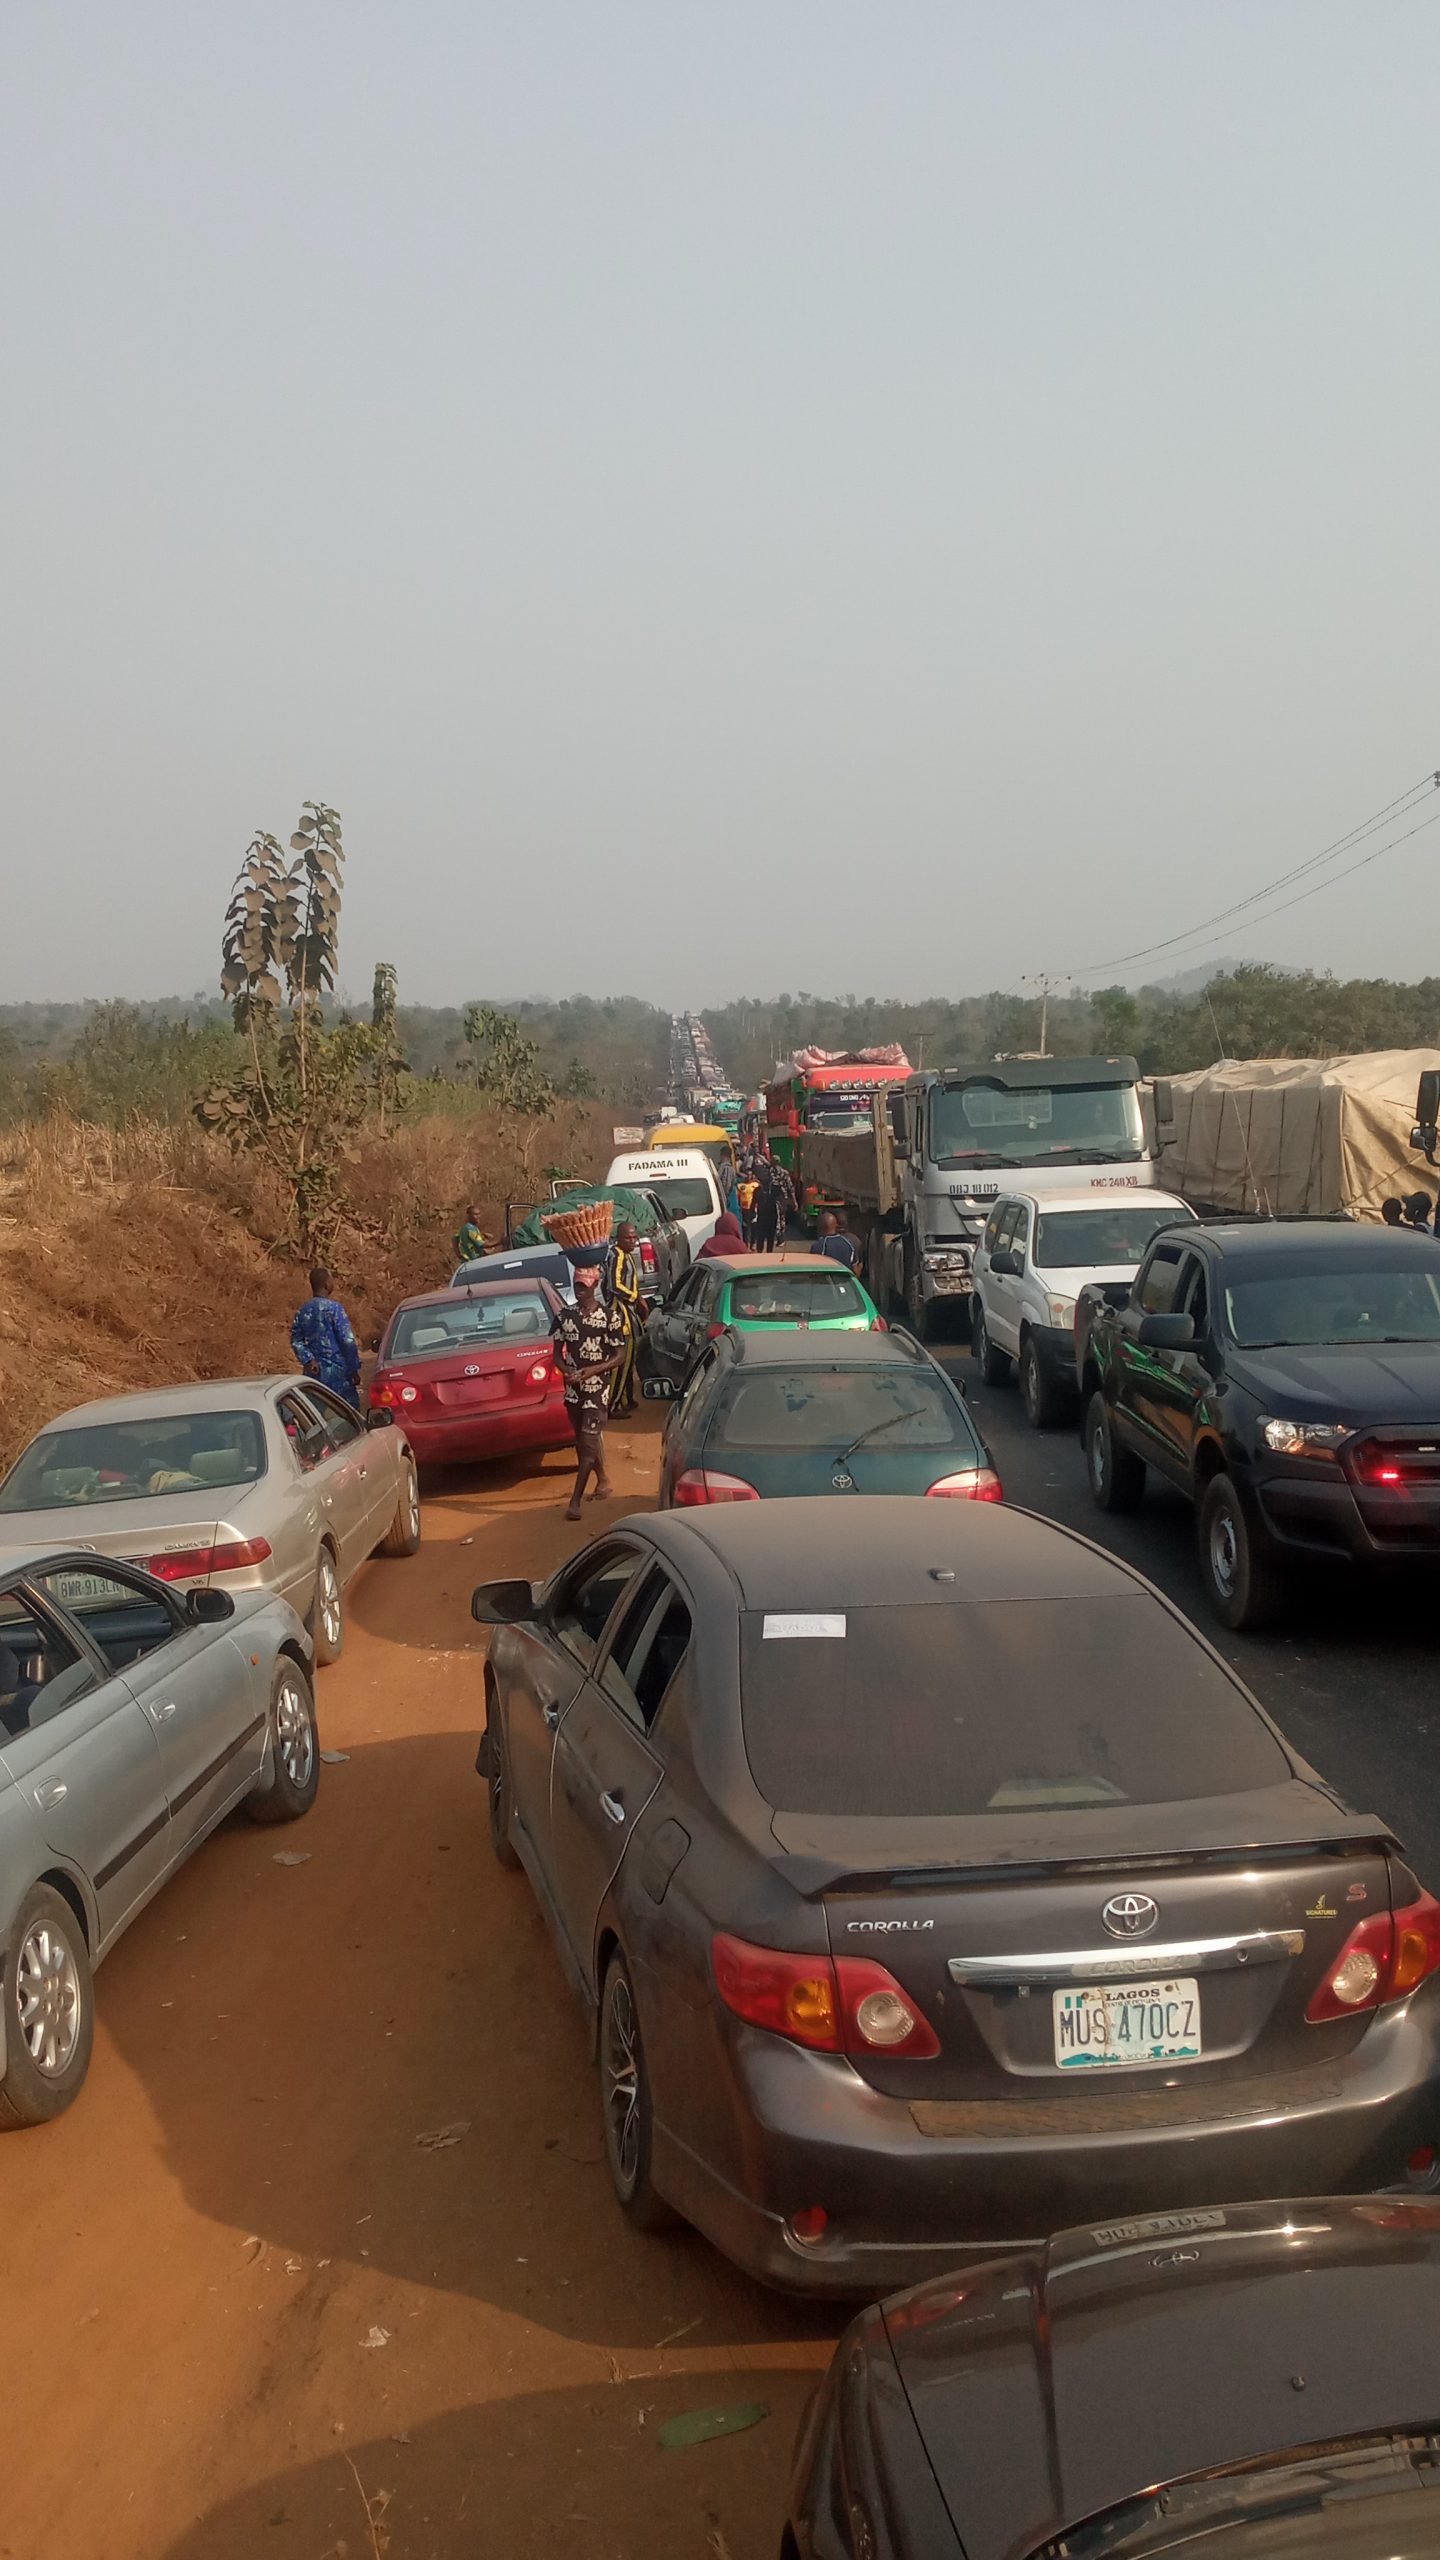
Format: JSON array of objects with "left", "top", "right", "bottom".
[{"left": 971, "top": 1187, "right": 1195, "bottom": 1428}]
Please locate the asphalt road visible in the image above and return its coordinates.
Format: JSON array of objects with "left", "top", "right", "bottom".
[{"left": 939, "top": 1340, "right": 1440, "bottom": 1889}]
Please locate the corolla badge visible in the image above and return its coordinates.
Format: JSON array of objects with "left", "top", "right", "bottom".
[
  {"left": 463, "top": 1364, "right": 482, "bottom": 1377},
  {"left": 1102, "top": 1892, "right": 1159, "bottom": 1939}
]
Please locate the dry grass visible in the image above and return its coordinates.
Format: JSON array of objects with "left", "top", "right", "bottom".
[{"left": 0, "top": 1102, "right": 615, "bottom": 1473}]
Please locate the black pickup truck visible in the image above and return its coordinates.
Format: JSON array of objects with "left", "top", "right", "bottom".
[{"left": 1079, "top": 1220, "right": 1440, "bottom": 1629}]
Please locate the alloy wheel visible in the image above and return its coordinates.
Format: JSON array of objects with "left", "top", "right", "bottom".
[
  {"left": 275, "top": 1674, "right": 316, "bottom": 1790},
  {"left": 405, "top": 1472, "right": 421, "bottom": 1542},
  {"left": 17, "top": 1920, "right": 82, "bottom": 2077},
  {"left": 602, "top": 1972, "right": 642, "bottom": 2197},
  {"left": 318, "top": 1554, "right": 341, "bottom": 1649}
]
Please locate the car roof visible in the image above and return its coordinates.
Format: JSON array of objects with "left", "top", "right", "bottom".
[
  {"left": 891, "top": 2198, "right": 1440, "bottom": 2560},
  {"left": 401, "top": 1277, "right": 552, "bottom": 1312},
  {"left": 710, "top": 1252, "right": 864, "bottom": 1274},
  {"left": 24, "top": 1379, "right": 294, "bottom": 1430},
  {"left": 1194, "top": 1218, "right": 1440, "bottom": 1259},
  {"left": 995, "top": 1187, "right": 1192, "bottom": 1215},
  {"left": 652, "top": 1494, "right": 1127, "bottom": 1610}
]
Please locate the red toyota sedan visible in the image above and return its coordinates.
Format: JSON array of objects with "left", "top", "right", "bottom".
[{"left": 369, "top": 1280, "right": 571, "bottom": 1469}]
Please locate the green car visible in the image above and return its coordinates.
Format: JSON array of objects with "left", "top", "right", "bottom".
[{"left": 643, "top": 1251, "right": 881, "bottom": 1385}]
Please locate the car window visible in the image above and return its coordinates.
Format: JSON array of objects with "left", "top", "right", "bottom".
[
  {"left": 0, "top": 1410, "right": 267, "bottom": 1511},
  {"left": 552, "top": 1547, "right": 644, "bottom": 1663},
  {"left": 1138, "top": 1241, "right": 1187, "bottom": 1314},
  {"left": 599, "top": 1569, "right": 694, "bottom": 1729},
  {"left": 1034, "top": 1204, "right": 1195, "bottom": 1269},
  {"left": 1176, "top": 1253, "right": 1210, "bottom": 1337},
  {"left": 710, "top": 1366, "right": 978, "bottom": 1454},
  {"left": 995, "top": 1204, "right": 1023, "bottom": 1258},
  {"left": 726, "top": 1268, "right": 867, "bottom": 1321},
  {"left": 1223, "top": 1259, "right": 1440, "bottom": 1349},
  {"left": 738, "top": 1598, "right": 1288, "bottom": 1816},
  {"left": 35, "top": 1565, "right": 180, "bottom": 1674},
  {"left": 278, "top": 1391, "right": 330, "bottom": 1473},
  {"left": 0, "top": 1588, "right": 96, "bottom": 1738},
  {"left": 982, "top": 1205, "right": 1009, "bottom": 1255},
  {"left": 673, "top": 1347, "right": 719, "bottom": 1433},
  {"left": 304, "top": 1385, "right": 364, "bottom": 1445}
]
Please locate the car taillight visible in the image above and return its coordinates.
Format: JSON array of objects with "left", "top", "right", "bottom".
[
  {"left": 370, "top": 1374, "right": 399, "bottom": 1408},
  {"left": 705, "top": 1321, "right": 725, "bottom": 1340},
  {"left": 639, "top": 1240, "right": 658, "bottom": 1274},
  {"left": 528, "top": 1361, "right": 552, "bottom": 1384},
  {"left": 926, "top": 1468, "right": 1003, "bottom": 1501},
  {"left": 873, "top": 1315, "right": 888, "bottom": 1331},
  {"left": 672, "top": 1469, "right": 760, "bottom": 1505},
  {"left": 712, "top": 1934, "right": 939, "bottom": 2057},
  {"left": 145, "top": 1537, "right": 273, "bottom": 1584},
  {"left": 1307, "top": 1890, "right": 1440, "bottom": 2022}
]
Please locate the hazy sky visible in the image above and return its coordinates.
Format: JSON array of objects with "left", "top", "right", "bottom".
[{"left": 3, "top": 2, "right": 1438, "bottom": 1009}]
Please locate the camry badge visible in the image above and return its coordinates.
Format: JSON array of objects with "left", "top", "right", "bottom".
[{"left": 1102, "top": 1892, "right": 1159, "bottom": 1939}]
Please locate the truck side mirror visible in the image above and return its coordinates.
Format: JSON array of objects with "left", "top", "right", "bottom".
[{"left": 1138, "top": 1313, "right": 1195, "bottom": 1352}]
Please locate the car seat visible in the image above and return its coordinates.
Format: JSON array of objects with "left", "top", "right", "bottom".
[{"left": 0, "top": 1641, "right": 40, "bottom": 1738}]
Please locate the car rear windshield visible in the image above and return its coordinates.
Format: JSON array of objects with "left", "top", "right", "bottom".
[
  {"left": 710, "top": 1367, "right": 975, "bottom": 1454},
  {"left": 389, "top": 1292, "right": 552, "bottom": 1359},
  {"left": 647, "top": 1179, "right": 714, "bottom": 1218},
  {"left": 738, "top": 1598, "right": 1287, "bottom": 1816},
  {"left": 1224, "top": 1261, "right": 1440, "bottom": 1348},
  {"left": 726, "top": 1270, "right": 868, "bottom": 1322},
  {"left": 1035, "top": 1205, "right": 1194, "bottom": 1269},
  {"left": 0, "top": 1412, "right": 268, "bottom": 1511}
]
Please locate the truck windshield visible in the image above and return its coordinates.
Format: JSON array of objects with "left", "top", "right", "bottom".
[
  {"left": 931, "top": 1081, "right": 1144, "bottom": 1167},
  {"left": 805, "top": 1092, "right": 874, "bottom": 1133}
]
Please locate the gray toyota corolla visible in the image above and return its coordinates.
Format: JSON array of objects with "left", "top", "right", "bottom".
[{"left": 473, "top": 1498, "right": 1440, "bottom": 2297}]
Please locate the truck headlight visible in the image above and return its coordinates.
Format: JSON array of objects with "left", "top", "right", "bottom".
[
  {"left": 1259, "top": 1417, "right": 1348, "bottom": 1457},
  {"left": 923, "top": 1248, "right": 970, "bottom": 1273}
]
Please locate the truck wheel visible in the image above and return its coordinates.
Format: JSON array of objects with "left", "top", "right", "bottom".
[
  {"left": 1085, "top": 1393, "right": 1145, "bottom": 1512},
  {"left": 1019, "top": 1335, "right": 1065, "bottom": 1430},
  {"left": 972, "top": 1304, "right": 1011, "bottom": 1385},
  {"left": 1198, "top": 1475, "right": 1286, "bottom": 1631}
]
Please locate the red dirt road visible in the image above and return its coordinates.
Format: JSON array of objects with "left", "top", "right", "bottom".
[{"left": 3, "top": 1415, "right": 840, "bottom": 2560}]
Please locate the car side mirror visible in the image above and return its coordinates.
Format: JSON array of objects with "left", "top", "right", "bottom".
[
  {"left": 365, "top": 1407, "right": 395, "bottom": 1430},
  {"left": 368, "top": 1332, "right": 382, "bottom": 1353},
  {"left": 643, "top": 1377, "right": 677, "bottom": 1399},
  {"left": 990, "top": 1249, "right": 1021, "bottom": 1278},
  {"left": 1138, "top": 1312, "right": 1196, "bottom": 1351},
  {"left": 471, "top": 1578, "right": 541, "bottom": 1625},
  {"left": 185, "top": 1586, "right": 235, "bottom": 1624}
]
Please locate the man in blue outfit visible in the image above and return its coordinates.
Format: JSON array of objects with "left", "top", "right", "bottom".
[
  {"left": 291, "top": 1266, "right": 362, "bottom": 1409},
  {"left": 811, "top": 1209, "right": 860, "bottom": 1270}
]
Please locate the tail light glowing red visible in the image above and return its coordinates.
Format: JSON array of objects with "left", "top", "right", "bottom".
[
  {"left": 1306, "top": 1889, "right": 1440, "bottom": 2023},
  {"left": 712, "top": 1933, "right": 940, "bottom": 2057},
  {"left": 145, "top": 1537, "right": 273, "bottom": 1584},
  {"left": 926, "top": 1469, "right": 1003, "bottom": 1501},
  {"left": 672, "top": 1469, "right": 759, "bottom": 1506}
]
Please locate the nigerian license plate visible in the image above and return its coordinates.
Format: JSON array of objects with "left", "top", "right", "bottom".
[{"left": 1053, "top": 1978, "right": 1202, "bottom": 2070}]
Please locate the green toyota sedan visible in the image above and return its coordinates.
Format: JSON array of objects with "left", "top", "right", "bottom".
[{"left": 643, "top": 1252, "right": 882, "bottom": 1385}]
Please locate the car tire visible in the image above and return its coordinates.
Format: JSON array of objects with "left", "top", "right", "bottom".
[
  {"left": 486, "top": 1692, "right": 521, "bottom": 1871},
  {"left": 1198, "top": 1473, "right": 1286, "bottom": 1631},
  {"left": 1019, "top": 1334, "right": 1065, "bottom": 1430},
  {"left": 0, "top": 1884, "right": 95, "bottom": 2130},
  {"left": 377, "top": 1463, "right": 422, "bottom": 1557},
  {"left": 972, "top": 1304, "right": 1012, "bottom": 1386},
  {"left": 311, "top": 1546, "right": 344, "bottom": 1666},
  {"left": 598, "top": 1950, "right": 674, "bottom": 2233},
  {"left": 1085, "top": 1393, "right": 1146, "bottom": 1512},
  {"left": 246, "top": 1661, "right": 321, "bottom": 1824}
]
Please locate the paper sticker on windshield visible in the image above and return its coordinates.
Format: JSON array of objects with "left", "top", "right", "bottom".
[{"left": 762, "top": 1614, "right": 846, "bottom": 1640}]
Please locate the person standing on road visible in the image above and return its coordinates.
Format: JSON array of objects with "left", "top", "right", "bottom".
[
  {"left": 1402, "top": 1192, "right": 1435, "bottom": 1231},
  {"left": 552, "top": 1261, "right": 627, "bottom": 1519},
  {"left": 698, "top": 1210, "right": 746, "bottom": 1262},
  {"left": 290, "top": 1267, "right": 363, "bottom": 1410},
  {"left": 737, "top": 1169, "right": 759, "bottom": 1244},
  {"left": 752, "top": 1160, "right": 781, "bottom": 1251},
  {"left": 604, "top": 1220, "right": 646, "bottom": 1415},
  {"left": 770, "top": 1158, "right": 797, "bottom": 1237},
  {"left": 1382, "top": 1197, "right": 1406, "bottom": 1226},
  {"left": 811, "top": 1209, "right": 860, "bottom": 1270}
]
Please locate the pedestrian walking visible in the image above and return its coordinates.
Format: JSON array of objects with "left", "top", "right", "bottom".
[
  {"left": 811, "top": 1208, "right": 860, "bottom": 1270},
  {"left": 604, "top": 1219, "right": 646, "bottom": 1414},
  {"left": 770, "top": 1158, "right": 798, "bottom": 1236},
  {"left": 290, "top": 1266, "right": 362, "bottom": 1409},
  {"left": 737, "top": 1170, "right": 759, "bottom": 1244},
  {"left": 453, "top": 1203, "right": 489, "bottom": 1264},
  {"left": 752, "top": 1162, "right": 781, "bottom": 1251},
  {"left": 698, "top": 1210, "right": 746, "bottom": 1262},
  {"left": 551, "top": 1261, "right": 628, "bottom": 1518}
]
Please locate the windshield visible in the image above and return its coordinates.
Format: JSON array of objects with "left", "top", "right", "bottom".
[
  {"left": 389, "top": 1291, "right": 552, "bottom": 1358},
  {"left": 725, "top": 1269, "right": 868, "bottom": 1321},
  {"left": 1225, "top": 1263, "right": 1440, "bottom": 1349},
  {"left": 1035, "top": 1204, "right": 1195, "bottom": 1270},
  {"left": 0, "top": 1412, "right": 267, "bottom": 1510},
  {"left": 1047, "top": 2437, "right": 1440, "bottom": 2559},
  {"left": 710, "top": 1366, "right": 975, "bottom": 1453},
  {"left": 931, "top": 1080, "right": 1144, "bottom": 1167},
  {"left": 738, "top": 1597, "right": 1287, "bottom": 1816},
  {"left": 647, "top": 1179, "right": 714, "bottom": 1218},
  {"left": 805, "top": 1092, "right": 874, "bottom": 1134}
]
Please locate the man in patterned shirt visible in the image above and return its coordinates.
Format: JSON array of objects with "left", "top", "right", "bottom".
[{"left": 552, "top": 1261, "right": 628, "bottom": 1519}]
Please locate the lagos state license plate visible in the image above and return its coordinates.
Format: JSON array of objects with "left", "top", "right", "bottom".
[{"left": 1053, "top": 1978, "right": 1202, "bottom": 2070}]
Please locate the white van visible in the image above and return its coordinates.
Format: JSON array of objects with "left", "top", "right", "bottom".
[
  {"left": 605, "top": 1149, "right": 724, "bottom": 1253},
  {"left": 971, "top": 1187, "right": 1196, "bottom": 1428}
]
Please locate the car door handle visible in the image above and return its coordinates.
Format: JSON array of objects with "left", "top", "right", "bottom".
[
  {"left": 34, "top": 1780, "right": 67, "bottom": 1811},
  {"left": 153, "top": 1701, "right": 178, "bottom": 1722},
  {"left": 541, "top": 1699, "right": 561, "bottom": 1730},
  {"left": 600, "top": 1791, "right": 626, "bottom": 1825}
]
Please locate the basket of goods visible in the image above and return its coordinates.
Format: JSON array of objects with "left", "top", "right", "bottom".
[{"left": 542, "top": 1198, "right": 614, "bottom": 1252}]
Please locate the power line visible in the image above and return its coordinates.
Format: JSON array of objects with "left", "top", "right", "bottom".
[{"left": 1070, "top": 769, "right": 1440, "bottom": 983}]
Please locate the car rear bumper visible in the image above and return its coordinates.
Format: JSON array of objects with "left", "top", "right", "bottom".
[
  {"left": 657, "top": 2003, "right": 1440, "bottom": 2298},
  {"left": 392, "top": 1403, "right": 571, "bottom": 1464}
]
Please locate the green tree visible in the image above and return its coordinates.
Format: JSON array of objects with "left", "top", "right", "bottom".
[{"left": 462, "top": 1005, "right": 555, "bottom": 1114}]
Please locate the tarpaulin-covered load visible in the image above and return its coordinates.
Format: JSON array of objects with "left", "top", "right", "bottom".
[
  {"left": 1152, "top": 1050, "right": 1440, "bottom": 1221},
  {"left": 788, "top": 1044, "right": 911, "bottom": 1073},
  {"left": 511, "top": 1185, "right": 659, "bottom": 1247}
]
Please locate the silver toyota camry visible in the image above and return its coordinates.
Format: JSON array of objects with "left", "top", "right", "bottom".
[
  {"left": 0, "top": 1548, "right": 317, "bottom": 2125},
  {"left": 0, "top": 1377, "right": 420, "bottom": 1663}
]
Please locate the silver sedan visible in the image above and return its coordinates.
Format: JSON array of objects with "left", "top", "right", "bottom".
[
  {"left": 0, "top": 1377, "right": 420, "bottom": 1663},
  {"left": 0, "top": 1549, "right": 317, "bottom": 2125}
]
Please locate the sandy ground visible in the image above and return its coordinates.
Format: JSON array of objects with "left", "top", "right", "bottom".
[{"left": 3, "top": 1411, "right": 839, "bottom": 2560}]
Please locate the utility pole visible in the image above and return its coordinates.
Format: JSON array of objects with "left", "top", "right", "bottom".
[{"left": 1020, "top": 972, "right": 1069, "bottom": 1059}]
